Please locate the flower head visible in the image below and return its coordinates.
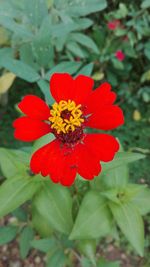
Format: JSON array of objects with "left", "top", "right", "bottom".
[
  {"left": 107, "top": 20, "right": 121, "bottom": 30},
  {"left": 115, "top": 50, "right": 125, "bottom": 61},
  {"left": 13, "top": 73, "right": 124, "bottom": 186}
]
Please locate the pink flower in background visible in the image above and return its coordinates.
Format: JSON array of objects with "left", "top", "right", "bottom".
[
  {"left": 107, "top": 20, "right": 120, "bottom": 30},
  {"left": 115, "top": 50, "right": 125, "bottom": 61}
]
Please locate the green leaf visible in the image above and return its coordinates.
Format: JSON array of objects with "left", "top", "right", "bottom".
[
  {"left": 98, "top": 258, "right": 120, "bottom": 267},
  {"left": 45, "top": 61, "right": 82, "bottom": 80},
  {"left": 0, "top": 48, "right": 13, "bottom": 67},
  {"left": 101, "top": 189, "right": 120, "bottom": 204},
  {"left": 67, "top": 41, "right": 87, "bottom": 58},
  {"left": 0, "top": 148, "right": 29, "bottom": 179},
  {"left": 92, "top": 152, "right": 145, "bottom": 190},
  {"left": 75, "top": 18, "right": 93, "bottom": 30},
  {"left": 47, "top": 250, "right": 66, "bottom": 267},
  {"left": 0, "top": 225, "right": 18, "bottom": 245},
  {"left": 76, "top": 63, "right": 94, "bottom": 76},
  {"left": 109, "top": 202, "right": 144, "bottom": 256},
  {"left": 125, "top": 184, "right": 146, "bottom": 201},
  {"left": 78, "top": 240, "right": 96, "bottom": 266},
  {"left": 31, "top": 238, "right": 57, "bottom": 253},
  {"left": 32, "top": 133, "right": 55, "bottom": 154},
  {"left": 70, "top": 191, "right": 112, "bottom": 239},
  {"left": 24, "top": 0, "right": 48, "bottom": 27},
  {"left": 141, "top": 0, "right": 150, "bottom": 9},
  {"left": 37, "top": 80, "right": 54, "bottom": 105},
  {"left": 32, "top": 205, "right": 53, "bottom": 237},
  {"left": 19, "top": 226, "right": 34, "bottom": 259},
  {"left": 111, "top": 58, "right": 124, "bottom": 70},
  {"left": 64, "top": 0, "right": 107, "bottom": 16},
  {"left": 101, "top": 152, "right": 145, "bottom": 173},
  {"left": 101, "top": 184, "right": 146, "bottom": 204},
  {"left": 71, "top": 33, "right": 99, "bottom": 54},
  {"left": 0, "top": 175, "right": 41, "bottom": 218},
  {"left": 12, "top": 207, "right": 28, "bottom": 222},
  {"left": 81, "top": 257, "right": 92, "bottom": 267},
  {"left": 0, "top": 57, "right": 40, "bottom": 82},
  {"left": 31, "top": 35, "right": 54, "bottom": 68},
  {"left": 0, "top": 1, "right": 21, "bottom": 19},
  {"left": 96, "top": 164, "right": 129, "bottom": 190},
  {"left": 33, "top": 180, "right": 73, "bottom": 234},
  {"left": 0, "top": 16, "right": 33, "bottom": 39},
  {"left": 132, "top": 187, "right": 150, "bottom": 215}
]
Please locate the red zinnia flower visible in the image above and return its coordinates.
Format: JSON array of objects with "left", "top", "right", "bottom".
[
  {"left": 107, "top": 20, "right": 121, "bottom": 30},
  {"left": 115, "top": 50, "right": 125, "bottom": 61},
  {"left": 13, "top": 73, "right": 124, "bottom": 186}
]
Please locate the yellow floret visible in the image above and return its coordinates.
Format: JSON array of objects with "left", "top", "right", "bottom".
[{"left": 49, "top": 100, "right": 84, "bottom": 134}]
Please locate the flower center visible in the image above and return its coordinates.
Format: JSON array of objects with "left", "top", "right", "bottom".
[{"left": 49, "top": 100, "right": 84, "bottom": 134}]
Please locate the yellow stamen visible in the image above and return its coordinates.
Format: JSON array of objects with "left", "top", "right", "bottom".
[{"left": 49, "top": 100, "right": 84, "bottom": 134}]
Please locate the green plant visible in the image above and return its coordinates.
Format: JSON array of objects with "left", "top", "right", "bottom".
[{"left": 0, "top": 140, "right": 148, "bottom": 266}]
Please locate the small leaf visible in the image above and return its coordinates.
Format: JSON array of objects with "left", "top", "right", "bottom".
[
  {"left": 109, "top": 202, "right": 144, "bottom": 256},
  {"left": 81, "top": 257, "right": 92, "bottom": 267},
  {"left": 24, "top": 0, "right": 48, "bottom": 27},
  {"left": 70, "top": 191, "right": 112, "bottom": 239},
  {"left": 101, "top": 152, "right": 145, "bottom": 173},
  {"left": 0, "top": 57, "right": 40, "bottom": 82},
  {"left": 31, "top": 238, "right": 57, "bottom": 253},
  {"left": 132, "top": 187, "right": 150, "bottom": 215},
  {"left": 0, "top": 16, "right": 33, "bottom": 39},
  {"left": 141, "top": 0, "right": 150, "bottom": 9},
  {"left": 64, "top": 0, "right": 107, "bottom": 16},
  {"left": 71, "top": 33, "right": 99, "bottom": 53},
  {"left": 0, "top": 72, "right": 16, "bottom": 94},
  {"left": 76, "top": 63, "right": 94, "bottom": 76},
  {"left": 45, "top": 61, "right": 82, "bottom": 80},
  {"left": 37, "top": 80, "right": 54, "bottom": 105},
  {"left": 98, "top": 258, "right": 120, "bottom": 267},
  {"left": 12, "top": 207, "right": 28, "bottom": 222},
  {"left": 32, "top": 205, "right": 53, "bottom": 237},
  {"left": 0, "top": 175, "right": 41, "bottom": 218},
  {"left": 67, "top": 42, "right": 87, "bottom": 58},
  {"left": 78, "top": 240, "right": 97, "bottom": 266},
  {"left": 19, "top": 226, "right": 34, "bottom": 259},
  {"left": 111, "top": 58, "right": 124, "bottom": 70},
  {"left": 0, "top": 225, "right": 18, "bottom": 245},
  {"left": 47, "top": 250, "right": 66, "bottom": 267},
  {"left": 0, "top": 148, "right": 29, "bottom": 179},
  {"left": 33, "top": 180, "right": 73, "bottom": 234}
]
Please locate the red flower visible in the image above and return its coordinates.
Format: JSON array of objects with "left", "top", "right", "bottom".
[
  {"left": 115, "top": 50, "right": 125, "bottom": 61},
  {"left": 13, "top": 74, "right": 124, "bottom": 186},
  {"left": 107, "top": 20, "right": 120, "bottom": 30}
]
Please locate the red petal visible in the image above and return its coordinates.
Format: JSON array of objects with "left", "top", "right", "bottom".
[
  {"left": 50, "top": 73, "right": 93, "bottom": 104},
  {"left": 84, "top": 82, "right": 124, "bottom": 130},
  {"left": 30, "top": 140, "right": 60, "bottom": 183},
  {"left": 86, "top": 105, "right": 124, "bottom": 130},
  {"left": 30, "top": 140, "right": 77, "bottom": 186},
  {"left": 50, "top": 73, "right": 74, "bottom": 102},
  {"left": 72, "top": 75, "right": 94, "bottom": 104},
  {"left": 13, "top": 117, "right": 51, "bottom": 142},
  {"left": 84, "top": 134, "right": 119, "bottom": 162},
  {"left": 74, "top": 143, "right": 101, "bottom": 180},
  {"left": 18, "top": 95, "right": 50, "bottom": 120},
  {"left": 84, "top": 82, "right": 116, "bottom": 112}
]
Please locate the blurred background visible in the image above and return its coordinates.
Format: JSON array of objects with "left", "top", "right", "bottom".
[{"left": 0, "top": 0, "right": 150, "bottom": 266}]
